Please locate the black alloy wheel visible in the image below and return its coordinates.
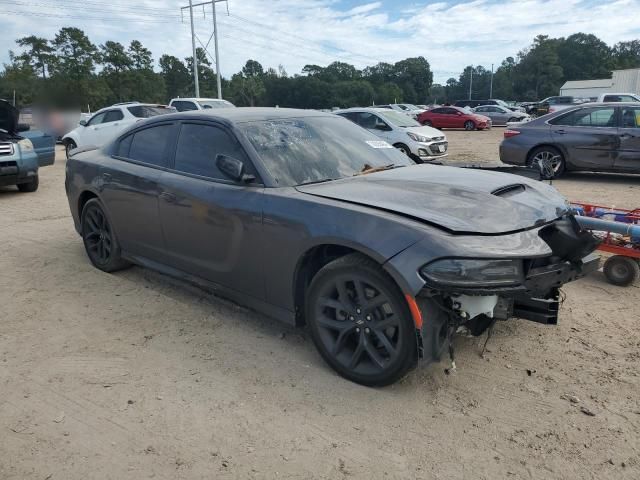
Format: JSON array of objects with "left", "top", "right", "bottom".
[
  {"left": 306, "top": 254, "right": 418, "bottom": 386},
  {"left": 81, "top": 198, "right": 129, "bottom": 272}
]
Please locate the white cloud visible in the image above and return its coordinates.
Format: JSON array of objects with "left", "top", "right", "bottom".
[{"left": 1, "top": 0, "right": 639, "bottom": 86}]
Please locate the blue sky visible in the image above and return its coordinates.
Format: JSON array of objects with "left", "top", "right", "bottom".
[{"left": 1, "top": 0, "right": 639, "bottom": 84}]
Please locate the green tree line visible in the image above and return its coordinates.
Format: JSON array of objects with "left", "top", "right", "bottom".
[
  {"left": 441, "top": 34, "right": 640, "bottom": 102},
  {"left": 1, "top": 28, "right": 639, "bottom": 111}
]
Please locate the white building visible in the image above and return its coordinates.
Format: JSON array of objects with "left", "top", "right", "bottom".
[{"left": 559, "top": 68, "right": 640, "bottom": 98}]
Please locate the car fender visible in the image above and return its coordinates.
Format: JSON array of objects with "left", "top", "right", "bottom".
[{"left": 62, "top": 129, "right": 80, "bottom": 146}]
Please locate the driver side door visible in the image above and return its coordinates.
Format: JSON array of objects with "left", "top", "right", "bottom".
[{"left": 157, "top": 121, "right": 265, "bottom": 299}]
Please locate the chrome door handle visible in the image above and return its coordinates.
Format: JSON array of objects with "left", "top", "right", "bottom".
[{"left": 102, "top": 172, "right": 112, "bottom": 182}]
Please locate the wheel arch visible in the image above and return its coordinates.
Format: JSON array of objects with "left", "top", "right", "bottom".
[{"left": 292, "top": 241, "right": 412, "bottom": 326}]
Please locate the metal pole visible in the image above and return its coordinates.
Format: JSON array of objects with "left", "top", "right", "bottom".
[
  {"left": 489, "top": 63, "right": 494, "bottom": 99},
  {"left": 468, "top": 67, "right": 473, "bottom": 100},
  {"left": 189, "top": 0, "right": 200, "bottom": 97},
  {"left": 212, "top": 0, "right": 222, "bottom": 99}
]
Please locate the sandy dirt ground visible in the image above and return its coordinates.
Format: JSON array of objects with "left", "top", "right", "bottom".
[{"left": 1, "top": 134, "right": 639, "bottom": 480}]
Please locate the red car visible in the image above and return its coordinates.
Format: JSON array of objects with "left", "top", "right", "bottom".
[{"left": 417, "top": 106, "right": 492, "bottom": 131}]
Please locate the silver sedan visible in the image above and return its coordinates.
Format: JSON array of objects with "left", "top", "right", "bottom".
[{"left": 472, "top": 105, "right": 530, "bottom": 126}]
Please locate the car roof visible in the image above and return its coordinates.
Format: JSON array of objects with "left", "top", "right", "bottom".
[
  {"left": 334, "top": 107, "right": 390, "bottom": 114},
  {"left": 170, "top": 98, "right": 230, "bottom": 102},
  {"left": 140, "top": 107, "right": 335, "bottom": 126}
]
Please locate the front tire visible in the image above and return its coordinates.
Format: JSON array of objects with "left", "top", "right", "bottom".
[
  {"left": 604, "top": 255, "right": 639, "bottom": 286},
  {"left": 17, "top": 175, "right": 39, "bottom": 193},
  {"left": 393, "top": 143, "right": 411, "bottom": 158},
  {"left": 464, "top": 120, "right": 475, "bottom": 131},
  {"left": 423, "top": 120, "right": 433, "bottom": 127},
  {"left": 81, "top": 198, "right": 130, "bottom": 272},
  {"left": 305, "top": 254, "right": 418, "bottom": 387},
  {"left": 65, "top": 139, "right": 77, "bottom": 159}
]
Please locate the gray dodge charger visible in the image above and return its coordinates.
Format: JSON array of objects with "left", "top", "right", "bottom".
[{"left": 65, "top": 108, "right": 599, "bottom": 386}]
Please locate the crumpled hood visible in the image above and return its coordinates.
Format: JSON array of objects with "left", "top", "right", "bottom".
[
  {"left": 296, "top": 165, "right": 569, "bottom": 234},
  {"left": 0, "top": 99, "right": 19, "bottom": 134}
]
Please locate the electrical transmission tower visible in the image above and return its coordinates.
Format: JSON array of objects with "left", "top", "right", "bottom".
[{"left": 181, "top": 0, "right": 228, "bottom": 99}]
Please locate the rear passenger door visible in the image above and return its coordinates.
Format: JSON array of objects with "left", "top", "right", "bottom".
[
  {"left": 158, "top": 121, "right": 265, "bottom": 299},
  {"left": 100, "top": 122, "right": 176, "bottom": 260},
  {"left": 549, "top": 106, "right": 619, "bottom": 169},
  {"left": 615, "top": 106, "right": 640, "bottom": 171}
]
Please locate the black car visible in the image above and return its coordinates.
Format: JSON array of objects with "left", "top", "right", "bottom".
[
  {"left": 500, "top": 102, "right": 640, "bottom": 177},
  {"left": 65, "top": 108, "right": 599, "bottom": 386}
]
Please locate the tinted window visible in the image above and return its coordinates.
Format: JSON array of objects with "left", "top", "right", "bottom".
[
  {"left": 87, "top": 112, "right": 106, "bottom": 126},
  {"left": 117, "top": 135, "right": 133, "bottom": 157},
  {"left": 357, "top": 112, "right": 387, "bottom": 129},
  {"left": 475, "top": 107, "right": 489, "bottom": 112},
  {"left": 173, "top": 123, "right": 249, "bottom": 180},
  {"left": 128, "top": 124, "right": 172, "bottom": 166},
  {"left": 551, "top": 108, "right": 617, "bottom": 127},
  {"left": 442, "top": 108, "right": 459, "bottom": 114},
  {"left": 103, "top": 110, "right": 124, "bottom": 123},
  {"left": 337, "top": 112, "right": 358, "bottom": 122},
  {"left": 240, "top": 116, "right": 411, "bottom": 186},
  {"left": 430, "top": 108, "right": 446, "bottom": 114},
  {"left": 171, "top": 101, "right": 198, "bottom": 112},
  {"left": 128, "top": 105, "right": 176, "bottom": 118},
  {"left": 621, "top": 107, "right": 640, "bottom": 128}
]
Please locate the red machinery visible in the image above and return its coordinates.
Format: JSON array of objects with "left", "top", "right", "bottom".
[{"left": 571, "top": 202, "right": 640, "bottom": 286}]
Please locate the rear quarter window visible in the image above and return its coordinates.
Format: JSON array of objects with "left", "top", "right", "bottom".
[{"left": 127, "top": 124, "right": 173, "bottom": 166}]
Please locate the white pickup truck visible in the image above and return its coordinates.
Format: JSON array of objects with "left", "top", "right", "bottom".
[{"left": 596, "top": 93, "right": 640, "bottom": 103}]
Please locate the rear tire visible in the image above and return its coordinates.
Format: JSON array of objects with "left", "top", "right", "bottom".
[
  {"left": 65, "top": 139, "right": 77, "bottom": 159},
  {"left": 305, "top": 253, "right": 418, "bottom": 387},
  {"left": 464, "top": 120, "right": 475, "bottom": 131},
  {"left": 17, "top": 175, "right": 39, "bottom": 193},
  {"left": 81, "top": 198, "right": 130, "bottom": 273},
  {"left": 528, "top": 146, "right": 565, "bottom": 178},
  {"left": 604, "top": 255, "right": 639, "bottom": 287}
]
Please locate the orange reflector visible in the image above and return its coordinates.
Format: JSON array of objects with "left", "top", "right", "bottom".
[{"left": 405, "top": 294, "right": 423, "bottom": 329}]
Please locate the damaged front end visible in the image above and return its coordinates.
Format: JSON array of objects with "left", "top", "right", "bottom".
[{"left": 407, "top": 215, "right": 600, "bottom": 364}]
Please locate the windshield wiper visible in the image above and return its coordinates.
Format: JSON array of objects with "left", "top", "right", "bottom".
[
  {"left": 298, "top": 178, "right": 338, "bottom": 186},
  {"left": 354, "top": 163, "right": 403, "bottom": 176}
]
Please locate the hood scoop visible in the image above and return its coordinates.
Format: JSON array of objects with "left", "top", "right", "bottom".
[{"left": 492, "top": 183, "right": 526, "bottom": 197}]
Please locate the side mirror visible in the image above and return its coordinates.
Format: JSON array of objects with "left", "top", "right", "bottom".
[
  {"left": 216, "top": 154, "right": 255, "bottom": 183},
  {"left": 79, "top": 119, "right": 87, "bottom": 126},
  {"left": 17, "top": 123, "right": 31, "bottom": 132}
]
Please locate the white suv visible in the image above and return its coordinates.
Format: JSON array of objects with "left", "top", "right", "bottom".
[
  {"left": 62, "top": 102, "right": 175, "bottom": 158},
  {"left": 169, "top": 98, "right": 235, "bottom": 111},
  {"left": 335, "top": 108, "right": 448, "bottom": 162},
  {"left": 596, "top": 93, "right": 640, "bottom": 103}
]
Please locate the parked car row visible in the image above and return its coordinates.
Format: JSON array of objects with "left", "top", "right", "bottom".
[{"left": 62, "top": 98, "right": 236, "bottom": 159}]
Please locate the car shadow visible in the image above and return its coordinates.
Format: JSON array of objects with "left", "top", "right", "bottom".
[{"left": 558, "top": 171, "right": 640, "bottom": 183}]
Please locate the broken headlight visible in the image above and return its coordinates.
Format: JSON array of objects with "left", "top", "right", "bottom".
[{"left": 420, "top": 259, "right": 524, "bottom": 287}]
